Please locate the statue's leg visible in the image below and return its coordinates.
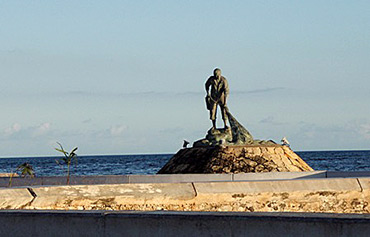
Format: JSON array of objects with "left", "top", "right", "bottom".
[
  {"left": 220, "top": 103, "right": 229, "bottom": 129},
  {"left": 210, "top": 102, "right": 217, "bottom": 129},
  {"left": 212, "top": 120, "right": 216, "bottom": 129}
]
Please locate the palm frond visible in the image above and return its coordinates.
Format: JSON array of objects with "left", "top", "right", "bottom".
[
  {"left": 54, "top": 142, "right": 78, "bottom": 185},
  {"left": 15, "top": 163, "right": 35, "bottom": 178}
]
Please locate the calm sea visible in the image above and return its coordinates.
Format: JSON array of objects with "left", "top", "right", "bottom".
[{"left": 0, "top": 150, "right": 369, "bottom": 177}]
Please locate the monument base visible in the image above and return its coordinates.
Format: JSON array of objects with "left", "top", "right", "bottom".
[{"left": 157, "top": 145, "right": 313, "bottom": 174}]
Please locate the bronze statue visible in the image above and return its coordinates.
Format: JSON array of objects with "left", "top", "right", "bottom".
[
  {"left": 193, "top": 68, "right": 266, "bottom": 147},
  {"left": 205, "top": 68, "right": 229, "bottom": 129}
]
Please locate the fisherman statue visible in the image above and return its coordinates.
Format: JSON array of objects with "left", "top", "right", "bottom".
[
  {"left": 193, "top": 67, "right": 257, "bottom": 147},
  {"left": 158, "top": 68, "right": 313, "bottom": 174},
  {"left": 205, "top": 68, "right": 230, "bottom": 130}
]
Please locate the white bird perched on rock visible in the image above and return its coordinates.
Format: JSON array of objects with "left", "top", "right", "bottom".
[{"left": 281, "top": 137, "right": 290, "bottom": 147}]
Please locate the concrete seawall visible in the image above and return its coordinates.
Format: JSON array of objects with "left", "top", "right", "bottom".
[
  {"left": 3, "top": 170, "right": 370, "bottom": 188},
  {"left": 0, "top": 210, "right": 369, "bottom": 237},
  {"left": 1, "top": 173, "right": 369, "bottom": 236},
  {"left": 1, "top": 177, "right": 369, "bottom": 213}
]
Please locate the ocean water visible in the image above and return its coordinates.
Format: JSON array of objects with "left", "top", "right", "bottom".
[{"left": 0, "top": 150, "right": 369, "bottom": 177}]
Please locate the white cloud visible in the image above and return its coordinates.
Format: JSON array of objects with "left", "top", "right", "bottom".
[
  {"left": 2, "top": 122, "right": 52, "bottom": 138},
  {"left": 109, "top": 125, "right": 127, "bottom": 136},
  {"left": 289, "top": 120, "right": 370, "bottom": 150},
  {"left": 32, "top": 122, "right": 51, "bottom": 137},
  {"left": 4, "top": 123, "right": 22, "bottom": 136}
]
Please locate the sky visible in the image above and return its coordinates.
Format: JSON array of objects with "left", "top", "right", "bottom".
[{"left": 1, "top": 1, "right": 370, "bottom": 157}]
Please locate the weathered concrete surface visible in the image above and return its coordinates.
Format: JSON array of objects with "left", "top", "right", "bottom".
[
  {"left": 128, "top": 174, "right": 232, "bottom": 183},
  {"left": 128, "top": 172, "right": 325, "bottom": 183},
  {"left": 233, "top": 171, "right": 326, "bottom": 181},
  {"left": 1, "top": 178, "right": 368, "bottom": 213},
  {"left": 0, "top": 175, "right": 130, "bottom": 188},
  {"left": 192, "top": 179, "right": 368, "bottom": 213},
  {"left": 1, "top": 172, "right": 327, "bottom": 187},
  {"left": 29, "top": 183, "right": 196, "bottom": 210},
  {"left": 359, "top": 178, "right": 370, "bottom": 200},
  {"left": 0, "top": 188, "right": 34, "bottom": 209},
  {"left": 327, "top": 171, "right": 370, "bottom": 178},
  {"left": 5, "top": 177, "right": 41, "bottom": 187},
  {"left": 1, "top": 210, "right": 370, "bottom": 237},
  {"left": 1, "top": 174, "right": 231, "bottom": 187},
  {"left": 0, "top": 171, "right": 340, "bottom": 188},
  {"left": 359, "top": 178, "right": 370, "bottom": 190},
  {"left": 3, "top": 171, "right": 370, "bottom": 188},
  {"left": 158, "top": 145, "right": 313, "bottom": 174},
  {"left": 194, "top": 178, "right": 361, "bottom": 194}
]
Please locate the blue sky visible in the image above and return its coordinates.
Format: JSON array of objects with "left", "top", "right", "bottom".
[{"left": 1, "top": 1, "right": 369, "bottom": 157}]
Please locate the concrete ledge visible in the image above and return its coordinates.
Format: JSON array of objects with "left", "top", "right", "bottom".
[
  {"left": 1, "top": 178, "right": 369, "bottom": 213},
  {"left": 1, "top": 210, "right": 370, "bottom": 237},
  {"left": 358, "top": 178, "right": 370, "bottom": 191},
  {"left": 233, "top": 171, "right": 327, "bottom": 181},
  {"left": 0, "top": 175, "right": 130, "bottom": 187},
  {"left": 194, "top": 178, "right": 362, "bottom": 195},
  {"left": 0, "top": 188, "right": 34, "bottom": 209},
  {"left": 40, "top": 175, "right": 130, "bottom": 186},
  {"left": 30, "top": 183, "right": 196, "bottom": 209},
  {"left": 191, "top": 179, "right": 367, "bottom": 213},
  {"left": 1, "top": 177, "right": 42, "bottom": 187},
  {"left": 128, "top": 174, "right": 232, "bottom": 183},
  {"left": 327, "top": 171, "right": 370, "bottom": 178},
  {"left": 3, "top": 171, "right": 370, "bottom": 188}
]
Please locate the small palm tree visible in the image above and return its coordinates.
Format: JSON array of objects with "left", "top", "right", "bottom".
[
  {"left": 8, "top": 162, "right": 35, "bottom": 187},
  {"left": 55, "top": 142, "right": 78, "bottom": 185}
]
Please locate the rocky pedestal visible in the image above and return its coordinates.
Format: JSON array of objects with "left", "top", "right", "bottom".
[
  {"left": 157, "top": 145, "right": 313, "bottom": 174},
  {"left": 159, "top": 111, "right": 313, "bottom": 174}
]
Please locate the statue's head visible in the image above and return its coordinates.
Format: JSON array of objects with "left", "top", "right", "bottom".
[{"left": 213, "top": 68, "right": 221, "bottom": 78}]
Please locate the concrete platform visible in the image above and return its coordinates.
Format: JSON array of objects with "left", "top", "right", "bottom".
[
  {"left": 0, "top": 188, "right": 34, "bottom": 209},
  {"left": 1, "top": 177, "right": 368, "bottom": 213},
  {"left": 193, "top": 178, "right": 361, "bottom": 195},
  {"left": 2, "top": 171, "right": 370, "bottom": 188},
  {"left": 30, "top": 183, "right": 196, "bottom": 209}
]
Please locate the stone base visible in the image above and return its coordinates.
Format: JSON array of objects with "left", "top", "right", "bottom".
[{"left": 157, "top": 145, "right": 313, "bottom": 174}]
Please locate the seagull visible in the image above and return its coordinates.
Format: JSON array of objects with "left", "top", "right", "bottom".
[
  {"left": 281, "top": 137, "right": 290, "bottom": 147},
  {"left": 183, "top": 140, "right": 190, "bottom": 148}
]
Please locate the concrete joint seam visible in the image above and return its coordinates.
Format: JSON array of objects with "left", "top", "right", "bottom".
[
  {"left": 191, "top": 182, "right": 198, "bottom": 197},
  {"left": 356, "top": 178, "right": 364, "bottom": 192}
]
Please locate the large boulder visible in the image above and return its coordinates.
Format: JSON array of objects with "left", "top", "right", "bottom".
[{"left": 157, "top": 145, "right": 313, "bottom": 174}]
